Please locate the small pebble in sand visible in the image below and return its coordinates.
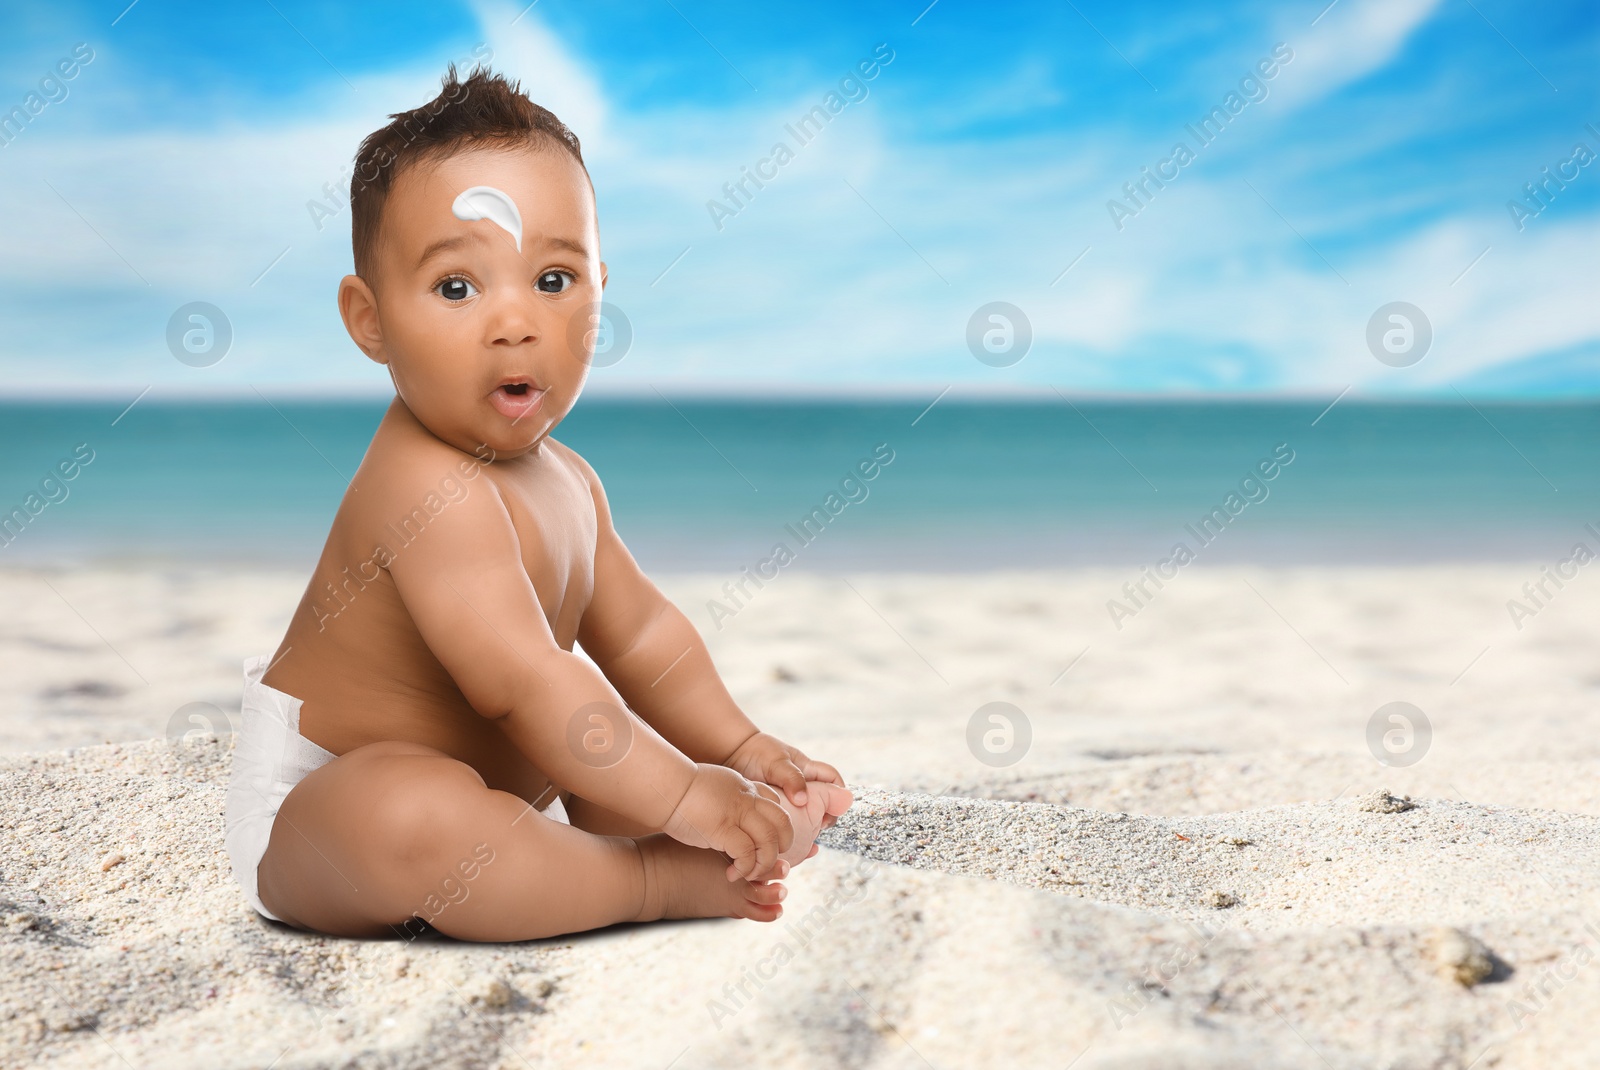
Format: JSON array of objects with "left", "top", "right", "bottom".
[
  {"left": 1430, "top": 927, "right": 1495, "bottom": 987},
  {"left": 1357, "top": 789, "right": 1416, "bottom": 814},
  {"left": 465, "top": 976, "right": 514, "bottom": 1009},
  {"left": 99, "top": 852, "right": 126, "bottom": 872},
  {"left": 1207, "top": 891, "right": 1238, "bottom": 909}
]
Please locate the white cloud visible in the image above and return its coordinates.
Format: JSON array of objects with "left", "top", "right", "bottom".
[
  {"left": 1, "top": 0, "right": 1594, "bottom": 399},
  {"left": 0, "top": 6, "right": 616, "bottom": 393},
  {"left": 470, "top": 0, "right": 608, "bottom": 150},
  {"left": 1270, "top": 0, "right": 1443, "bottom": 113},
  {"left": 1022, "top": 172, "right": 1600, "bottom": 394}
]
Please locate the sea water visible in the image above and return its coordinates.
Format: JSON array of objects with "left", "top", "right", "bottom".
[{"left": 0, "top": 397, "right": 1594, "bottom": 569}]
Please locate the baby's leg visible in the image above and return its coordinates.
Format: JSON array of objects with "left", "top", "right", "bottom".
[
  {"left": 563, "top": 793, "right": 659, "bottom": 837},
  {"left": 255, "top": 740, "right": 784, "bottom": 941}
]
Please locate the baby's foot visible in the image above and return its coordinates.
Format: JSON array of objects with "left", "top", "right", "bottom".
[
  {"left": 776, "top": 780, "right": 854, "bottom": 867},
  {"left": 635, "top": 834, "right": 787, "bottom": 923}
]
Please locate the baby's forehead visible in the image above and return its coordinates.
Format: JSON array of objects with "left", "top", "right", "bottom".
[
  {"left": 375, "top": 143, "right": 598, "bottom": 266},
  {"left": 391, "top": 142, "right": 593, "bottom": 211}
]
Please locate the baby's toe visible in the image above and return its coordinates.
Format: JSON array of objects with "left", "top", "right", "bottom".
[
  {"left": 736, "top": 881, "right": 785, "bottom": 922},
  {"left": 746, "top": 880, "right": 787, "bottom": 907}
]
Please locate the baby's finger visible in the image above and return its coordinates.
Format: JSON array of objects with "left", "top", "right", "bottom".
[
  {"left": 767, "top": 759, "right": 809, "bottom": 805},
  {"left": 751, "top": 786, "right": 796, "bottom": 848},
  {"left": 745, "top": 856, "right": 790, "bottom": 882},
  {"left": 723, "top": 829, "right": 757, "bottom": 881},
  {"left": 746, "top": 807, "right": 788, "bottom": 873},
  {"left": 727, "top": 844, "right": 778, "bottom": 882},
  {"left": 760, "top": 793, "right": 796, "bottom": 850},
  {"left": 801, "top": 758, "right": 846, "bottom": 788}
]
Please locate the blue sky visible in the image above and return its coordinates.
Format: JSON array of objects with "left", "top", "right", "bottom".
[{"left": 0, "top": 0, "right": 1596, "bottom": 397}]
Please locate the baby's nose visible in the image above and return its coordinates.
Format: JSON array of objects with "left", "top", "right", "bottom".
[{"left": 487, "top": 299, "right": 540, "bottom": 347}]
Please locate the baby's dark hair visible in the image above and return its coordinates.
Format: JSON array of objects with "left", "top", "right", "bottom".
[{"left": 349, "top": 65, "right": 587, "bottom": 281}]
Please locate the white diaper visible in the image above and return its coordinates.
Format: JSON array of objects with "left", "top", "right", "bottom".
[
  {"left": 223, "top": 655, "right": 340, "bottom": 922},
  {"left": 223, "top": 654, "right": 570, "bottom": 923}
]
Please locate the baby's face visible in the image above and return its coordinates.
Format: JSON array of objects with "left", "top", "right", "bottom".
[{"left": 364, "top": 144, "right": 604, "bottom": 457}]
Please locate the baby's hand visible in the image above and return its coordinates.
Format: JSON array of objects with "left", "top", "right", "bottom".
[
  {"left": 775, "top": 780, "right": 855, "bottom": 867},
  {"left": 724, "top": 731, "right": 849, "bottom": 829},
  {"left": 662, "top": 764, "right": 795, "bottom": 881}
]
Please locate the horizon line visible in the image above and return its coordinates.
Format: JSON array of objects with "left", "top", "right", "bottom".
[{"left": 1, "top": 382, "right": 1598, "bottom": 404}]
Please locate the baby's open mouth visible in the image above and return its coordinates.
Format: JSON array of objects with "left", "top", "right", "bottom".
[{"left": 490, "top": 379, "right": 545, "bottom": 420}]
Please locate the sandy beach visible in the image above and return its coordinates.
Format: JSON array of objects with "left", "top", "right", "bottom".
[{"left": 3, "top": 564, "right": 1599, "bottom": 1068}]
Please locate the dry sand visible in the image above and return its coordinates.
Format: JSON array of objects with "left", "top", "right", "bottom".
[{"left": 3, "top": 564, "right": 1599, "bottom": 1068}]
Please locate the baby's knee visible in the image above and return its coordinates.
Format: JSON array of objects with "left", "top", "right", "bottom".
[{"left": 363, "top": 753, "right": 494, "bottom": 870}]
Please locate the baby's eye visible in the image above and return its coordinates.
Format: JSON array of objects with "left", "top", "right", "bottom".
[
  {"left": 536, "top": 271, "right": 575, "bottom": 294},
  {"left": 436, "top": 277, "right": 478, "bottom": 302}
]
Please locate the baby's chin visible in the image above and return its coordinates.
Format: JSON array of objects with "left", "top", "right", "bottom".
[
  {"left": 399, "top": 397, "right": 545, "bottom": 459},
  {"left": 474, "top": 424, "right": 547, "bottom": 458}
]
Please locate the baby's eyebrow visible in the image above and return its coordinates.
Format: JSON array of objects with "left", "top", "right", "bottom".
[
  {"left": 415, "top": 234, "right": 475, "bottom": 269},
  {"left": 415, "top": 233, "right": 589, "bottom": 269},
  {"left": 537, "top": 236, "right": 590, "bottom": 258}
]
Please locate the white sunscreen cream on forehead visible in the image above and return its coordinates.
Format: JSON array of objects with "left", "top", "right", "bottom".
[{"left": 451, "top": 186, "right": 523, "bottom": 252}]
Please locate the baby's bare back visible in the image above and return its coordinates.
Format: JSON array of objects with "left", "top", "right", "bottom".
[{"left": 263, "top": 399, "right": 596, "bottom": 805}]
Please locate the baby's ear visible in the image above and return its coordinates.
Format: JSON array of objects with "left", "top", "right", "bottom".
[{"left": 338, "top": 274, "right": 386, "bottom": 364}]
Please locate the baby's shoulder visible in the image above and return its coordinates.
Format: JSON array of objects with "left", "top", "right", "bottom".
[
  {"left": 540, "top": 436, "right": 599, "bottom": 487},
  {"left": 538, "top": 437, "right": 621, "bottom": 524},
  {"left": 349, "top": 418, "right": 503, "bottom": 523}
]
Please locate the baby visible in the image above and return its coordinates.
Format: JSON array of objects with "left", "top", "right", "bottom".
[{"left": 222, "top": 67, "right": 851, "bottom": 941}]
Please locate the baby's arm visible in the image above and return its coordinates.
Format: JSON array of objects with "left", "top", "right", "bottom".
[
  {"left": 565, "top": 445, "right": 847, "bottom": 808},
  {"left": 376, "top": 447, "right": 792, "bottom": 879}
]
